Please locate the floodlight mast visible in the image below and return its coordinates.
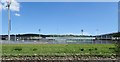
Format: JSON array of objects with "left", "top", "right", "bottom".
[
  {"left": 7, "top": 0, "right": 11, "bottom": 41},
  {"left": 39, "top": 29, "right": 41, "bottom": 40},
  {"left": 81, "top": 29, "right": 83, "bottom": 35}
]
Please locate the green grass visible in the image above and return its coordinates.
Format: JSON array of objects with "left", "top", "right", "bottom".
[{"left": 1, "top": 44, "right": 116, "bottom": 57}]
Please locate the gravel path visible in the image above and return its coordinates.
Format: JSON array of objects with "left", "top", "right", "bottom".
[{"left": 1, "top": 56, "right": 120, "bottom": 62}]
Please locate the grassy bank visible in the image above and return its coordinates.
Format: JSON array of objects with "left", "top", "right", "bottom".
[{"left": 2, "top": 44, "right": 116, "bottom": 57}]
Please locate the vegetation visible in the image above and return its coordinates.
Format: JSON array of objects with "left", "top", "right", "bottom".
[
  {"left": 2, "top": 44, "right": 116, "bottom": 57},
  {"left": 101, "top": 32, "right": 120, "bottom": 37},
  {"left": 112, "top": 32, "right": 120, "bottom": 37}
]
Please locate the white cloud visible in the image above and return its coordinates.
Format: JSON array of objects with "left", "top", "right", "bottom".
[
  {"left": 82, "top": 32, "right": 92, "bottom": 35},
  {"left": 60, "top": 32, "right": 92, "bottom": 36},
  {"left": 1, "top": 0, "right": 6, "bottom": 3},
  {"left": 10, "top": 0, "right": 20, "bottom": 11},
  {"left": 15, "top": 13, "right": 20, "bottom": 16},
  {"left": 0, "top": 3, "right": 2, "bottom": 11},
  {"left": 1, "top": 0, "right": 20, "bottom": 12}
]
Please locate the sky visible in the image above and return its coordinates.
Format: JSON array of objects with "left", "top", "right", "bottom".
[{"left": 2, "top": 2, "right": 118, "bottom": 35}]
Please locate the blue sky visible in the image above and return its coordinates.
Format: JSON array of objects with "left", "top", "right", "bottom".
[{"left": 2, "top": 2, "right": 118, "bottom": 35}]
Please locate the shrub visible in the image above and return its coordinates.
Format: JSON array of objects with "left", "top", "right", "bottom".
[
  {"left": 109, "top": 47, "right": 115, "bottom": 50},
  {"left": 81, "top": 49, "right": 84, "bottom": 51},
  {"left": 14, "top": 48, "right": 22, "bottom": 51},
  {"left": 95, "top": 48, "right": 97, "bottom": 50},
  {"left": 33, "top": 48, "right": 37, "bottom": 51},
  {"left": 89, "top": 49, "right": 92, "bottom": 51}
]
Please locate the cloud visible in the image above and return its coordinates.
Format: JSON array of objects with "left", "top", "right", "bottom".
[
  {"left": 10, "top": 0, "right": 20, "bottom": 11},
  {"left": 82, "top": 32, "right": 92, "bottom": 35},
  {"left": 62, "top": 32, "right": 92, "bottom": 36},
  {"left": 1, "top": 0, "right": 20, "bottom": 12},
  {"left": 0, "top": 3, "right": 2, "bottom": 11},
  {"left": 15, "top": 13, "right": 20, "bottom": 16}
]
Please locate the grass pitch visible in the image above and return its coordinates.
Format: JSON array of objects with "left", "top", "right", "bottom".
[{"left": 1, "top": 44, "right": 116, "bottom": 57}]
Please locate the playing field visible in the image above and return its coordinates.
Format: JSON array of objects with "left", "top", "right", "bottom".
[{"left": 1, "top": 44, "right": 117, "bottom": 57}]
